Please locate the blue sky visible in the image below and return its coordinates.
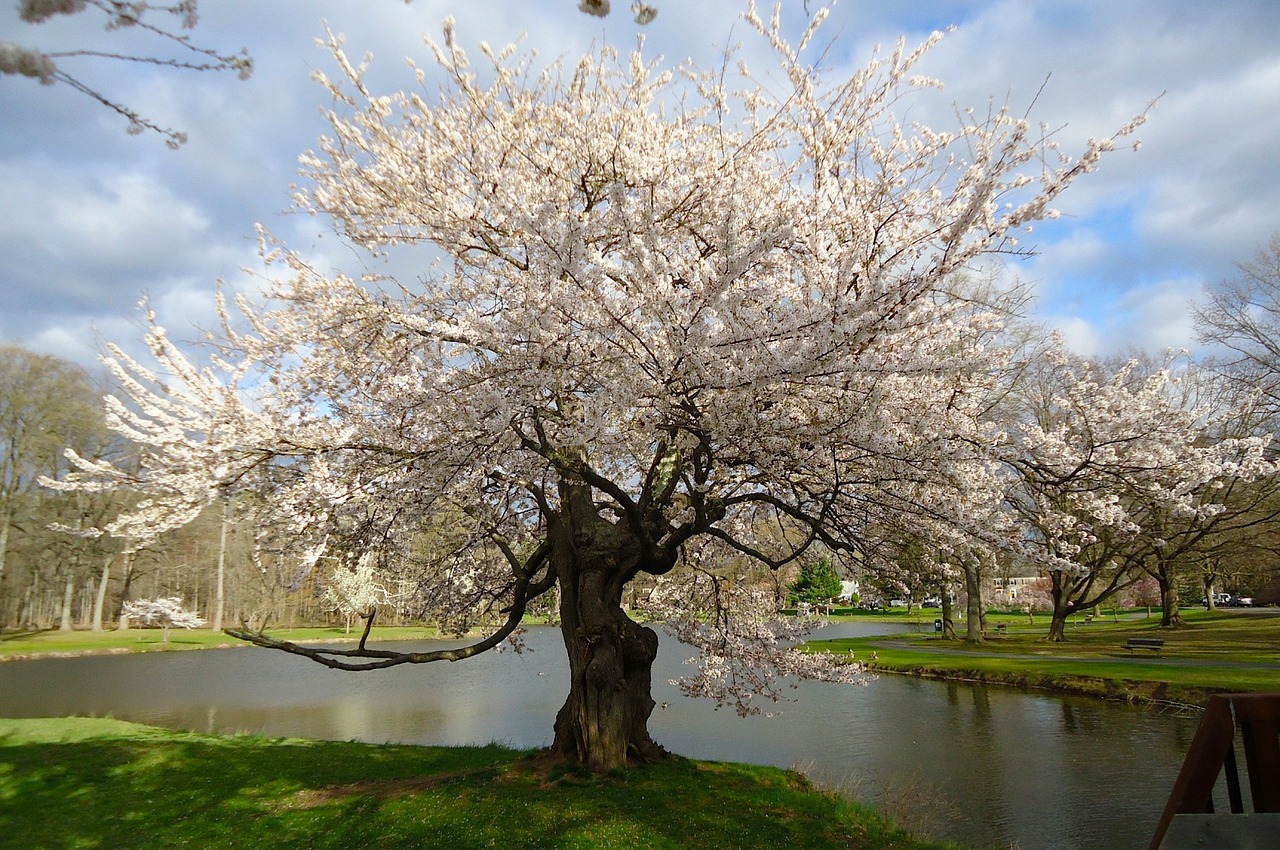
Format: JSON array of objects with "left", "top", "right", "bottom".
[{"left": 3, "top": 0, "right": 1278, "bottom": 369}]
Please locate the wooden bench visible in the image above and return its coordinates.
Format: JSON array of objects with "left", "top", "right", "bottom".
[{"left": 1125, "top": 637, "right": 1165, "bottom": 654}]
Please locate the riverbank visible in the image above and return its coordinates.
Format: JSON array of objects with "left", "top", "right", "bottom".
[
  {"left": 811, "top": 608, "right": 1280, "bottom": 708},
  {"left": 0, "top": 716, "right": 952, "bottom": 850},
  {"left": 0, "top": 625, "right": 447, "bottom": 661}
]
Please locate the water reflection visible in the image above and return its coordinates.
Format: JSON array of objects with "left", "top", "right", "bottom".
[{"left": 0, "top": 624, "right": 1194, "bottom": 849}]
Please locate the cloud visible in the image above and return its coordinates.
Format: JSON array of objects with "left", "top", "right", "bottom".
[{"left": 1043, "top": 275, "right": 1200, "bottom": 359}]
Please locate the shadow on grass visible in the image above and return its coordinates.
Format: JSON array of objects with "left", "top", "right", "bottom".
[
  {"left": 0, "top": 725, "right": 946, "bottom": 849},
  {"left": 0, "top": 628, "right": 55, "bottom": 642},
  {"left": 0, "top": 732, "right": 525, "bottom": 849}
]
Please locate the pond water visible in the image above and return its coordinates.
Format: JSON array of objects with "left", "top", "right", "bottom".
[{"left": 0, "top": 622, "right": 1198, "bottom": 849}]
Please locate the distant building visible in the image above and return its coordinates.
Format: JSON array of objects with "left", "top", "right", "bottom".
[{"left": 993, "top": 576, "right": 1039, "bottom": 602}]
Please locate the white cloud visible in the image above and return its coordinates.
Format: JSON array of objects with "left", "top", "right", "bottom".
[
  {"left": 1042, "top": 275, "right": 1200, "bottom": 359},
  {"left": 1046, "top": 316, "right": 1104, "bottom": 359}
]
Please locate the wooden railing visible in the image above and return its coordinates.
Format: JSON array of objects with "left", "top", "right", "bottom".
[{"left": 1149, "top": 693, "right": 1280, "bottom": 849}]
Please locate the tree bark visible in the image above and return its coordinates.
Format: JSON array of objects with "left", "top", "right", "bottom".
[
  {"left": 962, "top": 560, "right": 984, "bottom": 644},
  {"left": 59, "top": 572, "right": 75, "bottom": 631},
  {"left": 546, "top": 483, "right": 666, "bottom": 773},
  {"left": 116, "top": 551, "right": 135, "bottom": 631},
  {"left": 1158, "top": 571, "right": 1183, "bottom": 627},
  {"left": 0, "top": 513, "right": 9, "bottom": 595},
  {"left": 1046, "top": 572, "right": 1071, "bottom": 642},
  {"left": 940, "top": 583, "right": 957, "bottom": 640},
  {"left": 91, "top": 555, "right": 111, "bottom": 631},
  {"left": 213, "top": 498, "right": 229, "bottom": 632}
]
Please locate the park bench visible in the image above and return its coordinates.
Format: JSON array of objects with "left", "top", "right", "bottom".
[{"left": 1125, "top": 637, "right": 1165, "bottom": 654}]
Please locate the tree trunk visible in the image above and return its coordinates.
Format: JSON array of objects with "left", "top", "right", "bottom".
[
  {"left": 213, "top": 497, "right": 229, "bottom": 632},
  {"left": 962, "top": 561, "right": 984, "bottom": 644},
  {"left": 1046, "top": 610, "right": 1069, "bottom": 641},
  {"left": 116, "top": 551, "right": 135, "bottom": 631},
  {"left": 1158, "top": 571, "right": 1182, "bottom": 627},
  {"left": 59, "top": 573, "right": 75, "bottom": 632},
  {"left": 0, "top": 513, "right": 10, "bottom": 594},
  {"left": 91, "top": 555, "right": 111, "bottom": 631},
  {"left": 1204, "top": 574, "right": 1216, "bottom": 610},
  {"left": 545, "top": 484, "right": 666, "bottom": 773},
  {"left": 1046, "top": 572, "right": 1070, "bottom": 642},
  {"left": 21, "top": 570, "right": 37, "bottom": 628},
  {"left": 940, "top": 584, "right": 957, "bottom": 640}
]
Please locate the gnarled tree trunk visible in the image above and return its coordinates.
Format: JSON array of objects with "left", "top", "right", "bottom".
[
  {"left": 940, "top": 582, "right": 957, "bottom": 640},
  {"left": 1046, "top": 571, "right": 1072, "bottom": 642},
  {"left": 961, "top": 559, "right": 984, "bottom": 644},
  {"left": 1157, "top": 570, "right": 1183, "bottom": 627},
  {"left": 546, "top": 481, "right": 667, "bottom": 773}
]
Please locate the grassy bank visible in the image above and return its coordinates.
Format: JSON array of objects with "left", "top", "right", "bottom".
[
  {"left": 812, "top": 609, "right": 1280, "bottom": 706},
  {"left": 0, "top": 626, "right": 445, "bottom": 660},
  {"left": 0, "top": 717, "right": 951, "bottom": 850}
]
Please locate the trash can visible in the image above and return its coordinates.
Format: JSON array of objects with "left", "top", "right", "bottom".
[{"left": 934, "top": 618, "right": 943, "bottom": 633}]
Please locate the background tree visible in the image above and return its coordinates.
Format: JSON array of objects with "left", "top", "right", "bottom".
[
  {"left": 1196, "top": 232, "right": 1280, "bottom": 433},
  {"left": 1003, "top": 351, "right": 1271, "bottom": 639},
  {"left": 54, "top": 9, "right": 1143, "bottom": 771},
  {"left": 0, "top": 346, "right": 116, "bottom": 629},
  {"left": 121, "top": 595, "right": 205, "bottom": 641},
  {"left": 787, "top": 556, "right": 842, "bottom": 606}
]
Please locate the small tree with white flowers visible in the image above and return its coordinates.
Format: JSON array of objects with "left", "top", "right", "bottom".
[{"left": 122, "top": 597, "right": 207, "bottom": 643}]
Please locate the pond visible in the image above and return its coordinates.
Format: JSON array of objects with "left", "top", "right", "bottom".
[{"left": 0, "top": 623, "right": 1198, "bottom": 849}]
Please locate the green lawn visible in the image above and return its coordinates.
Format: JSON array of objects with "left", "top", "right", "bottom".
[
  {"left": 0, "top": 717, "right": 951, "bottom": 850},
  {"left": 812, "top": 608, "right": 1280, "bottom": 705},
  {"left": 0, "top": 626, "right": 445, "bottom": 659}
]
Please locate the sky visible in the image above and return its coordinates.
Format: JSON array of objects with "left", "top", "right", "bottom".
[{"left": 2, "top": 0, "right": 1278, "bottom": 371}]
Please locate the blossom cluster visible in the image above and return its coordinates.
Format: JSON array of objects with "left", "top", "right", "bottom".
[{"left": 122, "top": 596, "right": 207, "bottom": 630}]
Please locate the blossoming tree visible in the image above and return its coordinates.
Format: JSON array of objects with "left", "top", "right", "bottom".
[
  {"left": 325, "top": 552, "right": 400, "bottom": 635},
  {"left": 52, "top": 5, "right": 1145, "bottom": 771},
  {"left": 1004, "top": 352, "right": 1273, "bottom": 640},
  {"left": 122, "top": 596, "right": 206, "bottom": 642}
]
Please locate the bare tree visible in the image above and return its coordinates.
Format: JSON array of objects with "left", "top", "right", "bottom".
[
  {"left": 1196, "top": 233, "right": 1280, "bottom": 432},
  {"left": 0, "top": 346, "right": 114, "bottom": 627}
]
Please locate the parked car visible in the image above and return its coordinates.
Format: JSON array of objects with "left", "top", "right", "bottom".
[
  {"left": 1236, "top": 596, "right": 1255, "bottom": 607},
  {"left": 922, "top": 596, "right": 942, "bottom": 608}
]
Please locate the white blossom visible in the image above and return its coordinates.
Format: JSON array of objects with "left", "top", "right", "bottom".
[
  {"left": 0, "top": 41, "right": 56, "bottom": 83},
  {"left": 122, "top": 596, "right": 206, "bottom": 641}
]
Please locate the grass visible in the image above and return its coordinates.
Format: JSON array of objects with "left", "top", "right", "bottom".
[
  {"left": 0, "top": 717, "right": 952, "bottom": 850},
  {"left": 811, "top": 608, "right": 1280, "bottom": 705},
  {"left": 0, "top": 626, "right": 446, "bottom": 660}
]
